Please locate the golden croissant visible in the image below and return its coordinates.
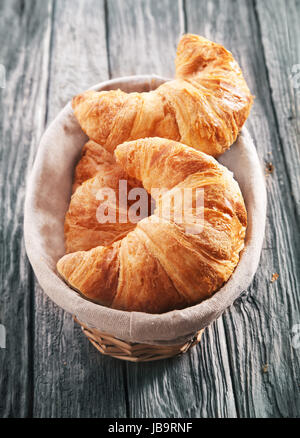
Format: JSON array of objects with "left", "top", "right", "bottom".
[
  {"left": 72, "top": 34, "right": 253, "bottom": 157},
  {"left": 65, "top": 140, "right": 150, "bottom": 253},
  {"left": 57, "top": 138, "right": 247, "bottom": 314}
]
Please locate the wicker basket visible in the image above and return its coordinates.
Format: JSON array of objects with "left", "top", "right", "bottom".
[
  {"left": 75, "top": 317, "right": 203, "bottom": 362},
  {"left": 24, "top": 75, "right": 266, "bottom": 362}
]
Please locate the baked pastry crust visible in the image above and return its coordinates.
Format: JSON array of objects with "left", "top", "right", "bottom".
[
  {"left": 58, "top": 138, "right": 247, "bottom": 313},
  {"left": 72, "top": 34, "right": 253, "bottom": 157},
  {"left": 65, "top": 140, "right": 146, "bottom": 253}
]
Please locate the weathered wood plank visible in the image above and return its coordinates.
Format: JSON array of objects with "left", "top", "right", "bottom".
[
  {"left": 106, "top": 0, "right": 185, "bottom": 78},
  {"left": 106, "top": 0, "right": 240, "bottom": 418},
  {"left": 256, "top": 0, "right": 300, "bottom": 218},
  {"left": 185, "top": 0, "right": 300, "bottom": 418},
  {"left": 0, "top": 0, "right": 53, "bottom": 417},
  {"left": 32, "top": 0, "right": 127, "bottom": 418},
  {"left": 126, "top": 320, "right": 238, "bottom": 418},
  {"left": 45, "top": 0, "right": 110, "bottom": 122}
]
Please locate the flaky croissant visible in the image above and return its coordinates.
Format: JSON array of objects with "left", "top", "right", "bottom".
[
  {"left": 72, "top": 34, "right": 253, "bottom": 157},
  {"left": 72, "top": 139, "right": 117, "bottom": 193},
  {"left": 57, "top": 138, "right": 247, "bottom": 313},
  {"left": 65, "top": 140, "right": 149, "bottom": 253}
]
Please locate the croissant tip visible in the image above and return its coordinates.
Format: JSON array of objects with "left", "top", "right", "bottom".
[
  {"left": 178, "top": 33, "right": 223, "bottom": 48},
  {"left": 72, "top": 93, "right": 85, "bottom": 110},
  {"left": 57, "top": 252, "right": 82, "bottom": 282},
  {"left": 56, "top": 254, "right": 68, "bottom": 279}
]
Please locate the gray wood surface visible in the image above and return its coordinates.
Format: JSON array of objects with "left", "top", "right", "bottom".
[
  {"left": 0, "top": 0, "right": 299, "bottom": 418},
  {"left": 0, "top": 0, "right": 53, "bottom": 417}
]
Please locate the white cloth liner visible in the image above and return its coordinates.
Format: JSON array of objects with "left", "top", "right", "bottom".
[{"left": 24, "top": 75, "right": 267, "bottom": 346}]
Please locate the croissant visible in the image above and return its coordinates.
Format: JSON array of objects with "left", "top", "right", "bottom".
[
  {"left": 57, "top": 138, "right": 247, "bottom": 313},
  {"left": 65, "top": 140, "right": 149, "bottom": 253},
  {"left": 72, "top": 34, "right": 253, "bottom": 157},
  {"left": 72, "top": 139, "right": 117, "bottom": 193}
]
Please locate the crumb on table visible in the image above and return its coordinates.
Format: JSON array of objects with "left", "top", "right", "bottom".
[
  {"left": 265, "top": 162, "right": 275, "bottom": 175},
  {"left": 262, "top": 364, "right": 269, "bottom": 373}
]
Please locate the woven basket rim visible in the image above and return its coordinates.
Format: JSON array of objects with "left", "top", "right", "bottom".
[{"left": 75, "top": 317, "right": 204, "bottom": 362}]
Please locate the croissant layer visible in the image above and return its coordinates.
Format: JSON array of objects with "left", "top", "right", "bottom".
[{"left": 65, "top": 140, "right": 148, "bottom": 253}]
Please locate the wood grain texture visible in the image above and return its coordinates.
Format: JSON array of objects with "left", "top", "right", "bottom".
[
  {"left": 185, "top": 0, "right": 300, "bottom": 417},
  {"left": 106, "top": 0, "right": 185, "bottom": 78},
  {"left": 0, "top": 0, "right": 53, "bottom": 417},
  {"left": 45, "top": 0, "right": 109, "bottom": 122},
  {"left": 32, "top": 0, "right": 127, "bottom": 418},
  {"left": 125, "top": 320, "right": 238, "bottom": 418},
  {"left": 256, "top": 0, "right": 300, "bottom": 218}
]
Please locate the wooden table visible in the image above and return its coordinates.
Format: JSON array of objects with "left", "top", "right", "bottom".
[{"left": 0, "top": 0, "right": 299, "bottom": 418}]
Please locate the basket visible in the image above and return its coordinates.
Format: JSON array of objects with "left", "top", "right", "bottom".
[
  {"left": 24, "top": 75, "right": 267, "bottom": 361},
  {"left": 75, "top": 317, "right": 204, "bottom": 362}
]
